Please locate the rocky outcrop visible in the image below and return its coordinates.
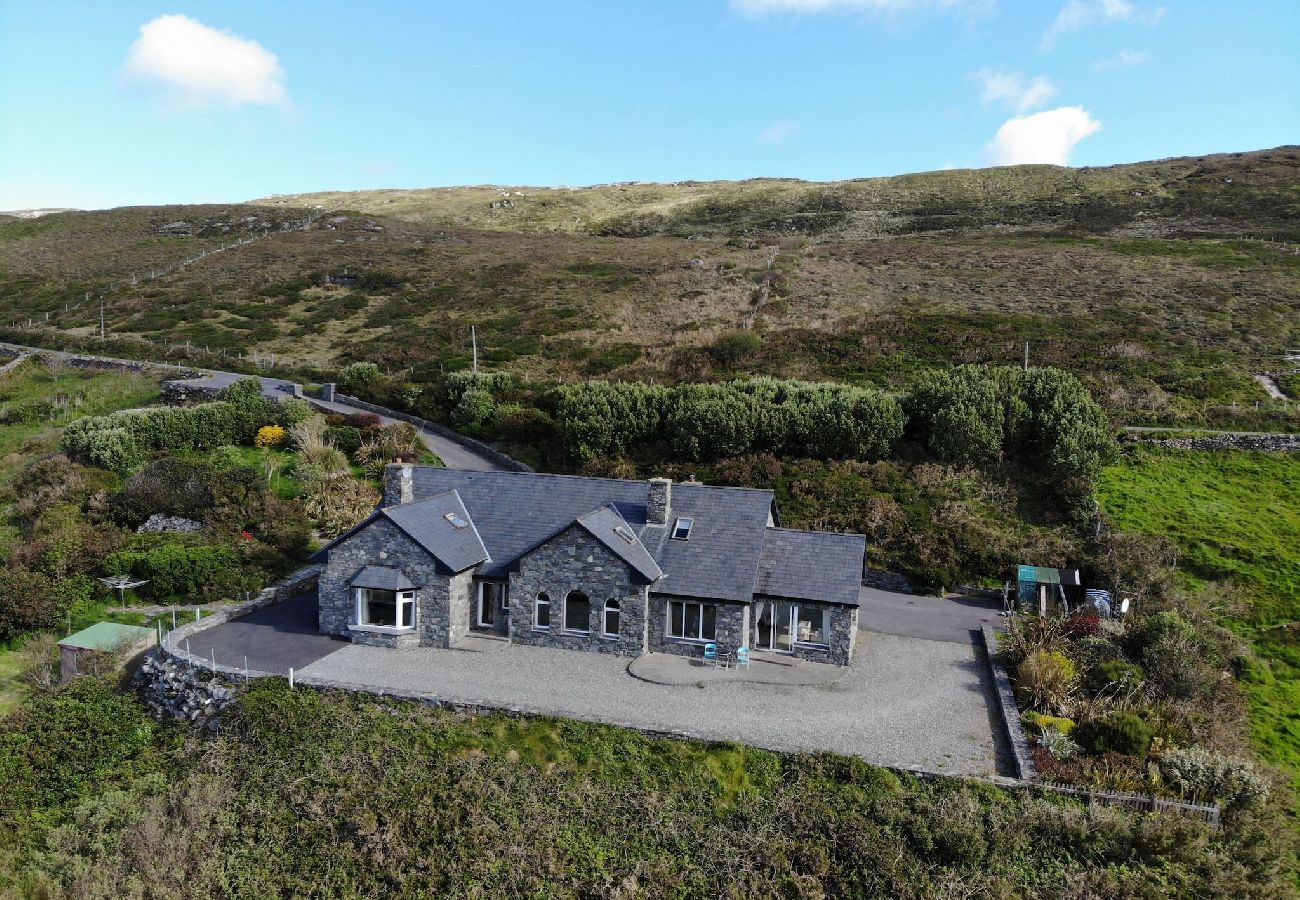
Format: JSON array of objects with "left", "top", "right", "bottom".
[
  {"left": 136, "top": 653, "right": 236, "bottom": 721},
  {"left": 138, "top": 513, "right": 204, "bottom": 534}
]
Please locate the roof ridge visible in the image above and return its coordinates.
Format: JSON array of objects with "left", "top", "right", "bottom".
[{"left": 409, "top": 464, "right": 777, "bottom": 496}]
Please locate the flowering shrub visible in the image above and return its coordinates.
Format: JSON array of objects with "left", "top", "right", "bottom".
[
  {"left": 255, "top": 425, "right": 287, "bottom": 448},
  {"left": 1063, "top": 613, "right": 1102, "bottom": 639}
]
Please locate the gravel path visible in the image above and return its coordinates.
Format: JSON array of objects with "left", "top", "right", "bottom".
[{"left": 298, "top": 630, "right": 1005, "bottom": 776}]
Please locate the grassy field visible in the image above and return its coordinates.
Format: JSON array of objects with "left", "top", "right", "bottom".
[
  {"left": 1098, "top": 447, "right": 1300, "bottom": 788},
  {"left": 2, "top": 678, "right": 1293, "bottom": 899}
]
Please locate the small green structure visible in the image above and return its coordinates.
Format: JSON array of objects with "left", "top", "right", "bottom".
[
  {"left": 1016, "top": 565, "right": 1083, "bottom": 616},
  {"left": 58, "top": 622, "right": 155, "bottom": 683}
]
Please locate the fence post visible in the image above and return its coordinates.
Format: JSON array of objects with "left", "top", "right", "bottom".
[
  {"left": 289, "top": 667, "right": 295, "bottom": 689},
  {"left": 244, "top": 655, "right": 249, "bottom": 682},
  {"left": 211, "top": 648, "right": 216, "bottom": 671}
]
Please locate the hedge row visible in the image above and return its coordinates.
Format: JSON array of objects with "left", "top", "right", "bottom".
[
  {"left": 557, "top": 377, "right": 905, "bottom": 463},
  {"left": 61, "top": 379, "right": 280, "bottom": 473},
  {"left": 905, "top": 365, "right": 1113, "bottom": 481}
]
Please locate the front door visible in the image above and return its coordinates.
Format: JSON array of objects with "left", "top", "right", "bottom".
[{"left": 477, "top": 583, "right": 496, "bottom": 628}]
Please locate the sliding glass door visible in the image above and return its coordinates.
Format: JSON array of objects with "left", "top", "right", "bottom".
[{"left": 753, "top": 602, "right": 794, "bottom": 652}]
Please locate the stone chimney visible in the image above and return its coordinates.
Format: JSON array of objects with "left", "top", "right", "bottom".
[
  {"left": 382, "top": 463, "right": 415, "bottom": 507},
  {"left": 647, "top": 477, "right": 671, "bottom": 526}
]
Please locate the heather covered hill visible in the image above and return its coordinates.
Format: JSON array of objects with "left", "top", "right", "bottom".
[{"left": 0, "top": 148, "right": 1297, "bottom": 426}]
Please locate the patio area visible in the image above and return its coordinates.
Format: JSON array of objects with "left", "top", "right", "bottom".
[
  {"left": 627, "top": 650, "right": 848, "bottom": 686},
  {"left": 296, "top": 629, "right": 1009, "bottom": 776}
]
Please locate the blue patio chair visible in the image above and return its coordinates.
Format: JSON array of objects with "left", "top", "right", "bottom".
[
  {"left": 735, "top": 646, "right": 750, "bottom": 670},
  {"left": 703, "top": 642, "right": 718, "bottom": 666}
]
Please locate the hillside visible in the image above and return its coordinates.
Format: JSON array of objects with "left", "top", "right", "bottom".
[{"left": 0, "top": 148, "right": 1297, "bottom": 426}]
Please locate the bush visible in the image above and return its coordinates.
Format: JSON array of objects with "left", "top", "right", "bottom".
[
  {"left": 1087, "top": 658, "right": 1145, "bottom": 694},
  {"left": 1063, "top": 613, "right": 1102, "bottom": 639},
  {"left": 103, "top": 544, "right": 242, "bottom": 599},
  {"left": 1038, "top": 727, "right": 1082, "bottom": 760},
  {"left": 300, "top": 471, "right": 381, "bottom": 537},
  {"left": 109, "top": 458, "right": 216, "bottom": 526},
  {"left": 278, "top": 398, "right": 314, "bottom": 427},
  {"left": 1076, "top": 712, "right": 1154, "bottom": 757},
  {"left": 338, "top": 362, "right": 383, "bottom": 395},
  {"left": 452, "top": 388, "right": 496, "bottom": 432},
  {"left": 326, "top": 425, "right": 363, "bottom": 456},
  {"left": 1023, "top": 711, "right": 1076, "bottom": 735},
  {"left": 708, "top": 330, "right": 763, "bottom": 366},
  {"left": 1157, "top": 747, "right": 1269, "bottom": 813},
  {"left": 62, "top": 379, "right": 275, "bottom": 472},
  {"left": 255, "top": 425, "right": 288, "bottom": 448},
  {"left": 1016, "top": 650, "right": 1077, "bottom": 713}
]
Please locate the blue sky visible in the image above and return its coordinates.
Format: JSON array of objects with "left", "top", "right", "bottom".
[{"left": 1, "top": 1, "right": 1296, "bottom": 210}]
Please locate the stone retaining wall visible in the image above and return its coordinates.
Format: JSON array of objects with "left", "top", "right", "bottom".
[
  {"left": 861, "top": 568, "right": 916, "bottom": 593},
  {"left": 1140, "top": 433, "right": 1300, "bottom": 452},
  {"left": 324, "top": 393, "right": 533, "bottom": 472},
  {"left": 979, "top": 624, "right": 1036, "bottom": 781}
]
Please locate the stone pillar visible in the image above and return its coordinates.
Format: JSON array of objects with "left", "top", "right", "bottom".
[
  {"left": 647, "top": 478, "right": 671, "bottom": 526},
  {"left": 321, "top": 382, "right": 336, "bottom": 402}
]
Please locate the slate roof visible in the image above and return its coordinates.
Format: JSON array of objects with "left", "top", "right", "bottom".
[
  {"left": 350, "top": 565, "right": 416, "bottom": 591},
  {"left": 756, "top": 528, "right": 866, "bottom": 607},
  {"left": 382, "top": 490, "right": 490, "bottom": 573},
  {"left": 322, "top": 468, "right": 865, "bottom": 607},
  {"left": 574, "top": 505, "right": 664, "bottom": 583}
]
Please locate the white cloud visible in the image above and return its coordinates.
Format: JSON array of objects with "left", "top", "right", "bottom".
[
  {"left": 1040, "top": 0, "right": 1163, "bottom": 49},
  {"left": 1092, "top": 48, "right": 1149, "bottom": 70},
  {"left": 731, "top": 0, "right": 981, "bottom": 17},
  {"left": 758, "top": 120, "right": 802, "bottom": 145},
  {"left": 985, "top": 106, "right": 1101, "bottom": 165},
  {"left": 122, "top": 14, "right": 288, "bottom": 109},
  {"left": 972, "top": 68, "right": 1058, "bottom": 113}
]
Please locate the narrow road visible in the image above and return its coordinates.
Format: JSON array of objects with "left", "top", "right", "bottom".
[{"left": 0, "top": 341, "right": 502, "bottom": 472}]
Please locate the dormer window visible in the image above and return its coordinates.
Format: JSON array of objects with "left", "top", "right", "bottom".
[{"left": 671, "top": 516, "right": 694, "bottom": 541}]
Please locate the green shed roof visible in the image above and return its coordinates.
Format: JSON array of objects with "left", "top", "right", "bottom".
[{"left": 59, "top": 622, "right": 154, "bottom": 652}]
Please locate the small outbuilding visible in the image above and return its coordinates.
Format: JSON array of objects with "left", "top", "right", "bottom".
[
  {"left": 1016, "top": 565, "right": 1083, "bottom": 616},
  {"left": 58, "top": 622, "right": 155, "bottom": 683}
]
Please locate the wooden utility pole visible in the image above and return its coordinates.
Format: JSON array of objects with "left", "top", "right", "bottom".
[
  {"left": 1023, "top": 341, "right": 1029, "bottom": 371},
  {"left": 99, "top": 294, "right": 105, "bottom": 339},
  {"left": 471, "top": 325, "right": 478, "bottom": 374}
]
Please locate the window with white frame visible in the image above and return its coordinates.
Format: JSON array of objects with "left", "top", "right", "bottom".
[
  {"left": 534, "top": 592, "right": 551, "bottom": 629},
  {"left": 603, "top": 598, "right": 621, "bottom": 637},
  {"left": 564, "top": 591, "right": 590, "bottom": 633},
  {"left": 356, "top": 587, "right": 415, "bottom": 629},
  {"left": 671, "top": 516, "right": 694, "bottom": 540},
  {"left": 795, "top": 606, "right": 828, "bottom": 646},
  {"left": 667, "top": 600, "right": 716, "bottom": 641}
]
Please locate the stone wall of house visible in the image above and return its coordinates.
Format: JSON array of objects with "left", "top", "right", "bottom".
[
  {"left": 421, "top": 570, "right": 474, "bottom": 648},
  {"left": 783, "top": 603, "right": 857, "bottom": 666},
  {"left": 508, "top": 525, "right": 649, "bottom": 657},
  {"left": 647, "top": 594, "right": 748, "bottom": 659},
  {"left": 318, "top": 517, "right": 445, "bottom": 644}
]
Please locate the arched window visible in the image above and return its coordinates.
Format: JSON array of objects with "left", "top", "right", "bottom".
[
  {"left": 564, "top": 591, "right": 590, "bottom": 633},
  {"left": 603, "top": 599, "right": 621, "bottom": 637},
  {"left": 534, "top": 592, "right": 550, "bottom": 629}
]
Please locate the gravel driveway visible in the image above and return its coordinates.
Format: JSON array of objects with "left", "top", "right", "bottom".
[{"left": 298, "top": 630, "right": 1006, "bottom": 776}]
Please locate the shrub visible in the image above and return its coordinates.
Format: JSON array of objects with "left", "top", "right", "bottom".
[
  {"left": 452, "top": 388, "right": 496, "bottom": 432},
  {"left": 278, "top": 399, "right": 315, "bottom": 427},
  {"left": 708, "top": 330, "right": 763, "bottom": 366},
  {"left": 1142, "top": 632, "right": 1218, "bottom": 701},
  {"left": 300, "top": 471, "right": 381, "bottom": 537},
  {"left": 103, "top": 544, "right": 241, "bottom": 599},
  {"left": 1063, "top": 613, "right": 1102, "bottom": 639},
  {"left": 338, "top": 362, "right": 383, "bottom": 395},
  {"left": 1016, "top": 650, "right": 1077, "bottom": 713},
  {"left": 255, "top": 425, "right": 288, "bottom": 448},
  {"left": 326, "top": 425, "right": 363, "bottom": 456},
  {"left": 1088, "top": 658, "right": 1145, "bottom": 694},
  {"left": 1076, "top": 712, "right": 1154, "bottom": 757},
  {"left": 1023, "top": 711, "right": 1076, "bottom": 735},
  {"left": 354, "top": 423, "right": 423, "bottom": 478},
  {"left": 1157, "top": 747, "right": 1269, "bottom": 813},
  {"left": 1038, "top": 727, "right": 1082, "bottom": 760},
  {"left": 445, "top": 371, "right": 517, "bottom": 405},
  {"left": 109, "top": 458, "right": 216, "bottom": 526}
]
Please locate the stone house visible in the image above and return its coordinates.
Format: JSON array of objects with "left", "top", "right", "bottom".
[{"left": 314, "top": 465, "right": 866, "bottom": 665}]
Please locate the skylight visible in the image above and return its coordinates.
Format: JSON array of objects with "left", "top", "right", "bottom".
[
  {"left": 671, "top": 516, "right": 693, "bottom": 540},
  {"left": 444, "top": 512, "right": 469, "bottom": 529},
  {"left": 614, "top": 525, "right": 638, "bottom": 544}
]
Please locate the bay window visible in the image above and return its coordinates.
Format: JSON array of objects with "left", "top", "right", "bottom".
[{"left": 356, "top": 587, "right": 415, "bottom": 630}]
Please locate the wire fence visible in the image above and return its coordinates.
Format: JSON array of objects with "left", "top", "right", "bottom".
[{"left": 1034, "top": 780, "right": 1221, "bottom": 828}]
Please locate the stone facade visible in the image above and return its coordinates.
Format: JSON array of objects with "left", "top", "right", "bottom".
[
  {"left": 319, "top": 517, "right": 444, "bottom": 647},
  {"left": 779, "top": 602, "right": 857, "bottom": 666},
  {"left": 509, "top": 524, "right": 649, "bottom": 657},
  {"left": 646, "top": 594, "right": 749, "bottom": 659}
]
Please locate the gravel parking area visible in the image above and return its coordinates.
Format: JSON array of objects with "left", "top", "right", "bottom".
[{"left": 298, "top": 630, "right": 1006, "bottom": 776}]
